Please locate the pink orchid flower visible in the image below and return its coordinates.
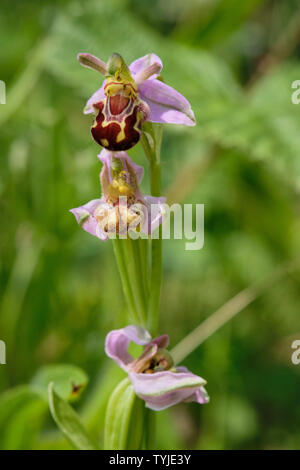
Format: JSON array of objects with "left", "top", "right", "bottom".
[
  {"left": 105, "top": 325, "right": 209, "bottom": 411},
  {"left": 78, "top": 52, "right": 195, "bottom": 151},
  {"left": 70, "top": 149, "right": 165, "bottom": 240}
]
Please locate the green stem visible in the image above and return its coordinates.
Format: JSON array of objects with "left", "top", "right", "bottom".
[
  {"left": 143, "top": 408, "right": 156, "bottom": 450},
  {"left": 141, "top": 127, "right": 163, "bottom": 336},
  {"left": 149, "top": 157, "right": 162, "bottom": 335},
  {"left": 139, "top": 124, "right": 163, "bottom": 452},
  {"left": 112, "top": 238, "right": 139, "bottom": 324},
  {"left": 133, "top": 238, "right": 148, "bottom": 309},
  {"left": 148, "top": 234, "right": 162, "bottom": 335},
  {"left": 122, "top": 238, "right": 147, "bottom": 326},
  {"left": 138, "top": 238, "right": 149, "bottom": 299},
  {"left": 171, "top": 256, "right": 300, "bottom": 364}
]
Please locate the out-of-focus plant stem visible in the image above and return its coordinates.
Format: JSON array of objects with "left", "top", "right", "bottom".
[{"left": 171, "top": 257, "right": 300, "bottom": 364}]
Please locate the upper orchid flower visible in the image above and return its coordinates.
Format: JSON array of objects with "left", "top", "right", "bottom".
[
  {"left": 78, "top": 52, "right": 196, "bottom": 151},
  {"left": 105, "top": 325, "right": 209, "bottom": 411},
  {"left": 70, "top": 149, "right": 165, "bottom": 241}
]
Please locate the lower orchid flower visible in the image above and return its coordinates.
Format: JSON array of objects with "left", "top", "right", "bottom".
[
  {"left": 70, "top": 149, "right": 165, "bottom": 240},
  {"left": 105, "top": 325, "right": 209, "bottom": 411},
  {"left": 77, "top": 52, "right": 195, "bottom": 151}
]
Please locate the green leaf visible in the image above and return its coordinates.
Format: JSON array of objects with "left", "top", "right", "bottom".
[
  {"left": 48, "top": 382, "right": 98, "bottom": 450},
  {"left": 31, "top": 363, "right": 88, "bottom": 402},
  {"left": 0, "top": 386, "right": 47, "bottom": 449},
  {"left": 104, "top": 378, "right": 145, "bottom": 450},
  {"left": 3, "top": 399, "right": 47, "bottom": 450}
]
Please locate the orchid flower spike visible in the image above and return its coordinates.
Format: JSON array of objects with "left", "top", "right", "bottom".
[
  {"left": 70, "top": 150, "right": 165, "bottom": 241},
  {"left": 77, "top": 52, "right": 196, "bottom": 151},
  {"left": 105, "top": 325, "right": 209, "bottom": 411}
]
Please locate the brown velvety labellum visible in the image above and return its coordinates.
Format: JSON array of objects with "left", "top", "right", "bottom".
[{"left": 91, "top": 100, "right": 143, "bottom": 151}]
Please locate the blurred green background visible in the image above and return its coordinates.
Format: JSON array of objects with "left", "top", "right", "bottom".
[{"left": 1, "top": 0, "right": 300, "bottom": 450}]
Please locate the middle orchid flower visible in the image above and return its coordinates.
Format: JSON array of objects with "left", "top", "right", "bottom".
[
  {"left": 70, "top": 149, "right": 165, "bottom": 241},
  {"left": 78, "top": 52, "right": 196, "bottom": 151}
]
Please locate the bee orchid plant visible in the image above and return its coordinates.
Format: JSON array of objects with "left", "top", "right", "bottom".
[{"left": 54, "top": 51, "right": 209, "bottom": 450}]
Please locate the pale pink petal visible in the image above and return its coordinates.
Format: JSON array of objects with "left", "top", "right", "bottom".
[
  {"left": 150, "top": 334, "right": 169, "bottom": 349},
  {"left": 105, "top": 326, "right": 152, "bottom": 371},
  {"left": 70, "top": 199, "right": 108, "bottom": 241},
  {"left": 84, "top": 83, "right": 105, "bottom": 115},
  {"left": 77, "top": 53, "right": 107, "bottom": 75},
  {"left": 138, "top": 79, "right": 195, "bottom": 126},
  {"left": 129, "top": 53, "right": 163, "bottom": 80},
  {"left": 128, "top": 369, "right": 207, "bottom": 411},
  {"left": 183, "top": 386, "right": 210, "bottom": 405}
]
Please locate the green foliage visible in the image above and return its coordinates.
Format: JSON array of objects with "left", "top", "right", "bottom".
[
  {"left": 0, "top": 386, "right": 46, "bottom": 450},
  {"left": 0, "top": 363, "right": 90, "bottom": 449},
  {"left": 31, "top": 363, "right": 88, "bottom": 401},
  {"left": 48, "top": 383, "right": 99, "bottom": 450}
]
